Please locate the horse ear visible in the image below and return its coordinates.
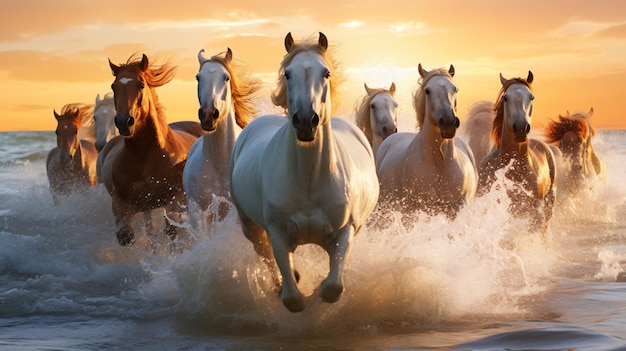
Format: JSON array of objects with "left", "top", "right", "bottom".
[
  {"left": 448, "top": 65, "right": 455, "bottom": 77},
  {"left": 364, "top": 83, "right": 374, "bottom": 95},
  {"left": 197, "top": 49, "right": 207, "bottom": 65},
  {"left": 225, "top": 48, "right": 233, "bottom": 63},
  {"left": 418, "top": 63, "right": 427, "bottom": 79},
  {"left": 109, "top": 58, "right": 119, "bottom": 76},
  {"left": 141, "top": 54, "right": 149, "bottom": 71},
  {"left": 96, "top": 94, "right": 101, "bottom": 105},
  {"left": 588, "top": 107, "right": 594, "bottom": 117},
  {"left": 318, "top": 32, "right": 328, "bottom": 52},
  {"left": 526, "top": 70, "right": 534, "bottom": 84},
  {"left": 499, "top": 73, "right": 507, "bottom": 86},
  {"left": 284, "top": 32, "right": 295, "bottom": 52},
  {"left": 389, "top": 82, "right": 396, "bottom": 95},
  {"left": 53, "top": 109, "right": 61, "bottom": 120}
]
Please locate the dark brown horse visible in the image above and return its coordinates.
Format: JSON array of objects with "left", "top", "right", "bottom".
[
  {"left": 544, "top": 108, "right": 604, "bottom": 195},
  {"left": 46, "top": 104, "right": 99, "bottom": 204},
  {"left": 97, "top": 54, "right": 201, "bottom": 246},
  {"left": 477, "top": 71, "right": 556, "bottom": 232}
]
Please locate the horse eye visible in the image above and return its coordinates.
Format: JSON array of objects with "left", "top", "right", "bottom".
[
  {"left": 425, "top": 88, "right": 431, "bottom": 95},
  {"left": 284, "top": 71, "right": 291, "bottom": 80},
  {"left": 503, "top": 95, "right": 508, "bottom": 102},
  {"left": 225, "top": 74, "right": 230, "bottom": 82},
  {"left": 370, "top": 103, "right": 375, "bottom": 110},
  {"left": 138, "top": 82, "right": 145, "bottom": 89},
  {"left": 530, "top": 95, "right": 535, "bottom": 101},
  {"left": 195, "top": 75, "right": 200, "bottom": 82},
  {"left": 324, "top": 71, "right": 331, "bottom": 79}
]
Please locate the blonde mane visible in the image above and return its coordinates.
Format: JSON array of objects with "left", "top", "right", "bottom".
[
  {"left": 271, "top": 35, "right": 344, "bottom": 115},
  {"left": 202, "top": 51, "right": 263, "bottom": 128},
  {"left": 412, "top": 67, "right": 453, "bottom": 129},
  {"left": 355, "top": 87, "right": 392, "bottom": 142},
  {"left": 492, "top": 77, "right": 532, "bottom": 148}
]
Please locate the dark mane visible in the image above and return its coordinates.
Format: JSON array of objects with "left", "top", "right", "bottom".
[
  {"left": 544, "top": 114, "right": 588, "bottom": 144},
  {"left": 492, "top": 77, "right": 532, "bottom": 148}
]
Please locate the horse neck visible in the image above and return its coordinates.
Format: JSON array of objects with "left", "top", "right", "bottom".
[
  {"left": 126, "top": 89, "right": 173, "bottom": 150},
  {"left": 202, "top": 108, "right": 237, "bottom": 165},
  {"left": 371, "top": 134, "right": 384, "bottom": 157},
  {"left": 418, "top": 112, "right": 455, "bottom": 165},
  {"left": 498, "top": 128, "right": 530, "bottom": 161},
  {"left": 289, "top": 118, "right": 336, "bottom": 182}
]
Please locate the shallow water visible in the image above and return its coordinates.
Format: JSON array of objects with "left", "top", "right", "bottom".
[{"left": 1, "top": 130, "right": 626, "bottom": 350}]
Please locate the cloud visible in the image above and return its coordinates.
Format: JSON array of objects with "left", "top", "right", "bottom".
[{"left": 593, "top": 23, "right": 626, "bottom": 39}]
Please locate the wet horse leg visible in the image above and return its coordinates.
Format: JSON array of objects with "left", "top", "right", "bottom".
[
  {"left": 321, "top": 224, "right": 355, "bottom": 303},
  {"left": 268, "top": 226, "right": 304, "bottom": 313},
  {"left": 237, "top": 210, "right": 281, "bottom": 287},
  {"left": 112, "top": 197, "right": 136, "bottom": 246}
]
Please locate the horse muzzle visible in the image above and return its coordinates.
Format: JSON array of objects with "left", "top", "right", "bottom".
[
  {"left": 198, "top": 107, "right": 219, "bottom": 131},
  {"left": 115, "top": 115, "right": 135, "bottom": 137},
  {"left": 438, "top": 116, "right": 460, "bottom": 139},
  {"left": 512, "top": 122, "right": 530, "bottom": 142},
  {"left": 380, "top": 124, "right": 397, "bottom": 139},
  {"left": 292, "top": 112, "right": 320, "bottom": 142}
]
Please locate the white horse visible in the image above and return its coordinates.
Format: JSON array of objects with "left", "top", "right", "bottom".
[
  {"left": 458, "top": 101, "right": 495, "bottom": 165},
  {"left": 182, "top": 48, "right": 261, "bottom": 232},
  {"left": 93, "top": 93, "right": 117, "bottom": 151},
  {"left": 477, "top": 71, "right": 556, "bottom": 231},
  {"left": 230, "top": 32, "right": 379, "bottom": 313},
  {"left": 354, "top": 82, "right": 398, "bottom": 157},
  {"left": 376, "top": 64, "right": 477, "bottom": 219}
]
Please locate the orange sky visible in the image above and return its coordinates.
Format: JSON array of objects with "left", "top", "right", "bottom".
[{"left": 1, "top": 0, "right": 625, "bottom": 131}]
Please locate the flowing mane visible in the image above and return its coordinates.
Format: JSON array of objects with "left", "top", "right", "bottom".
[
  {"left": 201, "top": 50, "right": 263, "bottom": 128},
  {"left": 355, "top": 86, "right": 390, "bottom": 141},
  {"left": 492, "top": 77, "right": 532, "bottom": 148},
  {"left": 114, "top": 54, "right": 177, "bottom": 122},
  {"left": 412, "top": 67, "right": 453, "bottom": 129},
  {"left": 271, "top": 34, "right": 344, "bottom": 115},
  {"left": 58, "top": 103, "right": 85, "bottom": 125},
  {"left": 544, "top": 114, "right": 589, "bottom": 144}
]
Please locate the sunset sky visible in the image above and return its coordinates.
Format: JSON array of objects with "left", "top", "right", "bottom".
[{"left": 1, "top": 0, "right": 625, "bottom": 132}]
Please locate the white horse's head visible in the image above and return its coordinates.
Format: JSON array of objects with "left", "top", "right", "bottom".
[
  {"left": 93, "top": 93, "right": 117, "bottom": 151},
  {"left": 282, "top": 32, "right": 332, "bottom": 142},
  {"left": 497, "top": 71, "right": 534, "bottom": 144},
  {"left": 196, "top": 48, "right": 233, "bottom": 132},
  {"left": 365, "top": 82, "right": 398, "bottom": 140},
  {"left": 417, "top": 64, "right": 459, "bottom": 138}
]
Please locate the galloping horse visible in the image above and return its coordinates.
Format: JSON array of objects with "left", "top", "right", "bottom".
[
  {"left": 477, "top": 71, "right": 556, "bottom": 231},
  {"left": 97, "top": 54, "right": 202, "bottom": 246},
  {"left": 376, "top": 64, "right": 477, "bottom": 218},
  {"left": 544, "top": 108, "right": 604, "bottom": 195},
  {"left": 93, "top": 93, "right": 117, "bottom": 151},
  {"left": 230, "top": 32, "right": 379, "bottom": 312},
  {"left": 182, "top": 48, "right": 261, "bottom": 231},
  {"left": 47, "top": 104, "right": 99, "bottom": 204},
  {"left": 354, "top": 82, "right": 398, "bottom": 157}
]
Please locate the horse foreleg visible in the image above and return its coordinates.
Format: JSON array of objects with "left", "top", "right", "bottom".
[
  {"left": 269, "top": 228, "right": 304, "bottom": 313},
  {"left": 321, "top": 224, "right": 355, "bottom": 303},
  {"left": 112, "top": 198, "right": 135, "bottom": 246}
]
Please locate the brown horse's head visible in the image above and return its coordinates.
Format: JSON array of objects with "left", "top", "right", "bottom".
[
  {"left": 545, "top": 109, "right": 594, "bottom": 180},
  {"left": 109, "top": 54, "right": 176, "bottom": 137},
  {"left": 492, "top": 71, "right": 534, "bottom": 147},
  {"left": 53, "top": 104, "right": 84, "bottom": 162}
]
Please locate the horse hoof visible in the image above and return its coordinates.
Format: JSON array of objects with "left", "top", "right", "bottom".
[
  {"left": 321, "top": 281, "right": 343, "bottom": 303},
  {"left": 282, "top": 294, "right": 305, "bottom": 313},
  {"left": 116, "top": 227, "right": 135, "bottom": 246}
]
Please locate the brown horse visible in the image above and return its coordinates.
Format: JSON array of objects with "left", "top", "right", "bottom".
[
  {"left": 477, "top": 71, "right": 556, "bottom": 231},
  {"left": 46, "top": 104, "right": 99, "bottom": 204},
  {"left": 544, "top": 108, "right": 604, "bottom": 195},
  {"left": 97, "top": 54, "right": 202, "bottom": 246}
]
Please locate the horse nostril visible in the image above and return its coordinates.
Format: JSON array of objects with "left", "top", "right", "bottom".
[
  {"left": 394, "top": 127, "right": 398, "bottom": 133},
  {"left": 212, "top": 109, "right": 219, "bottom": 119},
  {"left": 127, "top": 117, "right": 135, "bottom": 127},
  {"left": 382, "top": 126, "right": 388, "bottom": 134},
  {"left": 198, "top": 108, "right": 203, "bottom": 121},
  {"left": 525, "top": 124, "right": 531, "bottom": 134},
  {"left": 311, "top": 114, "right": 319, "bottom": 127},
  {"left": 454, "top": 117, "right": 460, "bottom": 128},
  {"left": 292, "top": 114, "right": 300, "bottom": 128}
]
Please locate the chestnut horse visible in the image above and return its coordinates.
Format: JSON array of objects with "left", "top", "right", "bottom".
[
  {"left": 183, "top": 48, "right": 262, "bottom": 232},
  {"left": 544, "top": 108, "right": 604, "bottom": 195},
  {"left": 47, "top": 104, "right": 99, "bottom": 204},
  {"left": 477, "top": 71, "right": 556, "bottom": 231},
  {"left": 97, "top": 54, "right": 202, "bottom": 246},
  {"left": 376, "top": 64, "right": 477, "bottom": 219},
  {"left": 354, "top": 82, "right": 398, "bottom": 157},
  {"left": 230, "top": 33, "right": 379, "bottom": 312}
]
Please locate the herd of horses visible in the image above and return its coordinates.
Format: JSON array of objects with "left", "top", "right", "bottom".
[{"left": 46, "top": 32, "right": 605, "bottom": 312}]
